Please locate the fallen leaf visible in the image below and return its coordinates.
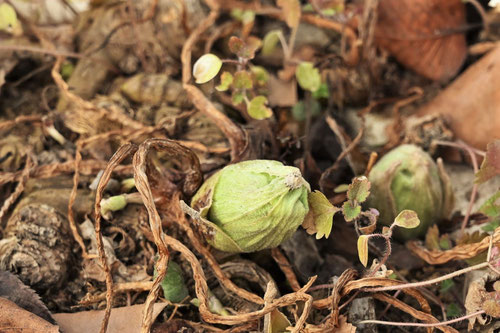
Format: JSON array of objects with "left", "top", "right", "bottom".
[
  {"left": 417, "top": 47, "right": 500, "bottom": 150},
  {"left": 475, "top": 140, "right": 500, "bottom": 184},
  {"left": 267, "top": 75, "right": 297, "bottom": 107},
  {"left": 376, "top": 0, "right": 467, "bottom": 81},
  {"left": 53, "top": 303, "right": 168, "bottom": 333},
  {"left": 0, "top": 297, "right": 58, "bottom": 332}
]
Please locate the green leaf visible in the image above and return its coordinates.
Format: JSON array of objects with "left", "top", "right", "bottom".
[
  {"left": 155, "top": 261, "right": 189, "bottom": 303},
  {"left": 295, "top": 62, "right": 321, "bottom": 92},
  {"left": 357, "top": 235, "right": 369, "bottom": 267},
  {"left": 193, "top": 54, "right": 222, "bottom": 84},
  {"left": 308, "top": 190, "right": 340, "bottom": 239},
  {"left": 291, "top": 102, "right": 305, "bottom": 121},
  {"left": 439, "top": 234, "right": 452, "bottom": 250},
  {"left": 241, "top": 10, "right": 256, "bottom": 24},
  {"left": 231, "top": 9, "right": 255, "bottom": 24},
  {"left": 216, "top": 72, "right": 233, "bottom": 92},
  {"left": 347, "top": 176, "right": 371, "bottom": 203},
  {"left": 439, "top": 279, "right": 454, "bottom": 294},
  {"left": 312, "top": 82, "right": 329, "bottom": 99},
  {"left": 342, "top": 200, "right": 361, "bottom": 222},
  {"left": 277, "top": 0, "right": 301, "bottom": 28},
  {"left": 262, "top": 30, "right": 282, "bottom": 56},
  {"left": 248, "top": 96, "right": 273, "bottom": 120},
  {"left": 291, "top": 100, "right": 321, "bottom": 121},
  {"left": 251, "top": 66, "right": 270, "bottom": 86},
  {"left": 233, "top": 71, "right": 253, "bottom": 90},
  {"left": 475, "top": 140, "right": 500, "bottom": 184},
  {"left": 393, "top": 210, "right": 420, "bottom": 229},
  {"left": 479, "top": 190, "right": 500, "bottom": 218},
  {"left": 228, "top": 36, "right": 245, "bottom": 55},
  {"left": 100, "top": 195, "right": 128, "bottom": 215},
  {"left": 334, "top": 184, "right": 349, "bottom": 193},
  {"left": 232, "top": 91, "right": 245, "bottom": 105},
  {"left": 482, "top": 219, "right": 500, "bottom": 232},
  {"left": 446, "top": 303, "right": 461, "bottom": 318}
]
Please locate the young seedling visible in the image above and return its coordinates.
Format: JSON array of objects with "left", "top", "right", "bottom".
[{"left": 192, "top": 36, "right": 273, "bottom": 120}]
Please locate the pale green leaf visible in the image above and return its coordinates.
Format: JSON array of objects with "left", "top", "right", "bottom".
[
  {"left": 248, "top": 96, "right": 273, "bottom": 120},
  {"left": 233, "top": 71, "right": 253, "bottom": 90},
  {"left": 251, "top": 66, "right": 270, "bottom": 86},
  {"left": 216, "top": 72, "right": 233, "bottom": 92},
  {"left": 347, "top": 176, "right": 371, "bottom": 203},
  {"left": 308, "top": 190, "right": 340, "bottom": 239},
  {"left": 232, "top": 91, "right": 245, "bottom": 105},
  {"left": 193, "top": 54, "right": 222, "bottom": 84},
  {"left": 295, "top": 62, "right": 321, "bottom": 92},
  {"left": 262, "top": 30, "right": 282, "bottom": 56}
]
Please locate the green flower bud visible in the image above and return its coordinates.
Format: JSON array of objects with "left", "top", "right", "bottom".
[
  {"left": 190, "top": 160, "right": 310, "bottom": 253},
  {"left": 366, "top": 145, "right": 454, "bottom": 240}
]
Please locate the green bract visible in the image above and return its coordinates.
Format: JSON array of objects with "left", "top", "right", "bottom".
[
  {"left": 190, "top": 160, "right": 310, "bottom": 253},
  {"left": 366, "top": 145, "right": 454, "bottom": 240}
]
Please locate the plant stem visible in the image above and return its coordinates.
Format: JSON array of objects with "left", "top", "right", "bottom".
[
  {"left": 358, "top": 310, "right": 485, "bottom": 327},
  {"left": 363, "top": 261, "right": 489, "bottom": 293}
]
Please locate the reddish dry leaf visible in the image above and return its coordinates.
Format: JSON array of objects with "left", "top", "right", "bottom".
[
  {"left": 417, "top": 47, "right": 500, "bottom": 150},
  {"left": 475, "top": 140, "right": 500, "bottom": 184},
  {"left": 376, "top": 0, "right": 467, "bottom": 81},
  {"left": 53, "top": 303, "right": 168, "bottom": 333},
  {"left": 0, "top": 297, "right": 59, "bottom": 332}
]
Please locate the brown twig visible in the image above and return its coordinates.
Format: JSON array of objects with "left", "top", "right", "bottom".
[
  {"left": 0, "top": 152, "right": 34, "bottom": 223},
  {"left": 271, "top": 248, "right": 301, "bottom": 292},
  {"left": 94, "top": 144, "right": 138, "bottom": 333}
]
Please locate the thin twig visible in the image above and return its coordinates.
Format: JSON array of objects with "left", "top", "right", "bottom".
[
  {"left": 94, "top": 144, "right": 138, "bottom": 333},
  {"left": 359, "top": 310, "right": 485, "bottom": 327},
  {"left": 363, "top": 261, "right": 489, "bottom": 293}
]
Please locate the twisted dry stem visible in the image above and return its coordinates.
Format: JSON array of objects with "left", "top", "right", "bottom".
[{"left": 94, "top": 143, "right": 138, "bottom": 333}]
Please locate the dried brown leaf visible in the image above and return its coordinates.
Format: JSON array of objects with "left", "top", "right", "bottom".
[
  {"left": 53, "top": 303, "right": 168, "bottom": 333},
  {"left": 0, "top": 298, "right": 58, "bottom": 333},
  {"left": 376, "top": 0, "right": 467, "bottom": 81}
]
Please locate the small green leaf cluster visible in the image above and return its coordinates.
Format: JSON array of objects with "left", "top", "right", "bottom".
[
  {"left": 342, "top": 176, "right": 371, "bottom": 222},
  {"left": 193, "top": 36, "right": 274, "bottom": 120}
]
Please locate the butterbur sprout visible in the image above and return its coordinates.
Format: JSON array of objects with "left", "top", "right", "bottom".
[
  {"left": 366, "top": 144, "right": 454, "bottom": 240},
  {"left": 186, "top": 160, "right": 311, "bottom": 253}
]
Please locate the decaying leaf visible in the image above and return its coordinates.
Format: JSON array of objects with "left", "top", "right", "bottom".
[
  {"left": 393, "top": 210, "right": 420, "bottom": 229},
  {"left": 464, "top": 270, "right": 500, "bottom": 330},
  {"left": 416, "top": 47, "right": 500, "bottom": 150},
  {"left": 475, "top": 140, "right": 500, "bottom": 184},
  {"left": 376, "top": 0, "right": 467, "bottom": 81},
  {"left": 277, "top": 0, "right": 301, "bottom": 28},
  {"left": 53, "top": 303, "right": 168, "bottom": 333},
  {"left": 0, "top": 298, "right": 58, "bottom": 333},
  {"left": 357, "top": 235, "right": 369, "bottom": 267}
]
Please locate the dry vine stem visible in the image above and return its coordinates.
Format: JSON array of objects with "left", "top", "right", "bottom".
[
  {"left": 132, "top": 138, "right": 202, "bottom": 333},
  {"left": 94, "top": 143, "right": 138, "bottom": 333}
]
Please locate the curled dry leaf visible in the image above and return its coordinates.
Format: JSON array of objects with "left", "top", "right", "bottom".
[{"left": 376, "top": 0, "right": 467, "bottom": 81}]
